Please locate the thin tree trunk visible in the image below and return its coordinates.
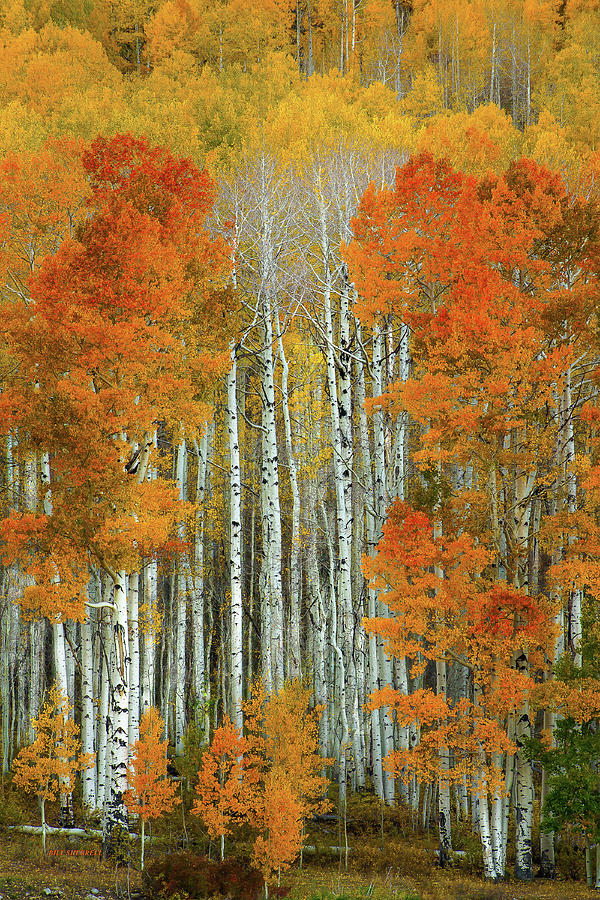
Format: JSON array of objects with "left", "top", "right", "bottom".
[
  {"left": 277, "top": 332, "right": 301, "bottom": 679},
  {"left": 128, "top": 572, "right": 140, "bottom": 748},
  {"left": 356, "top": 339, "right": 384, "bottom": 800},
  {"left": 174, "top": 440, "right": 187, "bottom": 755},
  {"left": 228, "top": 345, "right": 244, "bottom": 732},
  {"left": 192, "top": 428, "right": 210, "bottom": 731},
  {"left": 103, "top": 569, "right": 131, "bottom": 850},
  {"left": 81, "top": 605, "right": 97, "bottom": 811}
]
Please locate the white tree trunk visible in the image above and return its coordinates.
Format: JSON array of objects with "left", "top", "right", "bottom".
[
  {"left": 103, "top": 570, "right": 131, "bottom": 845},
  {"left": 373, "top": 325, "right": 395, "bottom": 803},
  {"left": 40, "top": 451, "right": 72, "bottom": 824},
  {"left": 128, "top": 572, "right": 140, "bottom": 748},
  {"left": 277, "top": 333, "right": 301, "bottom": 679},
  {"left": 192, "top": 428, "right": 210, "bottom": 732},
  {"left": 81, "top": 604, "right": 97, "bottom": 811},
  {"left": 174, "top": 440, "right": 187, "bottom": 755},
  {"left": 260, "top": 304, "right": 284, "bottom": 691},
  {"left": 141, "top": 559, "right": 156, "bottom": 715},
  {"left": 96, "top": 605, "right": 111, "bottom": 810},
  {"left": 512, "top": 455, "right": 535, "bottom": 881},
  {"left": 356, "top": 338, "right": 384, "bottom": 800},
  {"left": 228, "top": 346, "right": 244, "bottom": 732},
  {"left": 318, "top": 188, "right": 355, "bottom": 784}
]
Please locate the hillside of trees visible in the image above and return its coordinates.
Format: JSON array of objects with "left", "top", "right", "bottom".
[{"left": 3, "top": 1, "right": 600, "bottom": 896}]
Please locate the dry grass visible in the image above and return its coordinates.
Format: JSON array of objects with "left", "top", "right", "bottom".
[
  {"left": 0, "top": 832, "right": 596, "bottom": 900},
  {"left": 0, "top": 791, "right": 594, "bottom": 900},
  {"left": 0, "top": 832, "right": 143, "bottom": 899},
  {"left": 285, "top": 848, "right": 596, "bottom": 900}
]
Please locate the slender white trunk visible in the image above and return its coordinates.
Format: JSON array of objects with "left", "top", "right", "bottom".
[
  {"left": 1, "top": 585, "right": 15, "bottom": 772},
  {"left": 277, "top": 334, "right": 301, "bottom": 679},
  {"left": 174, "top": 440, "right": 187, "bottom": 754},
  {"left": 128, "top": 572, "right": 140, "bottom": 748},
  {"left": 319, "top": 184, "right": 355, "bottom": 782},
  {"left": 307, "top": 486, "right": 328, "bottom": 755},
  {"left": 257, "top": 161, "right": 284, "bottom": 692},
  {"left": 514, "top": 649, "right": 533, "bottom": 881},
  {"left": 29, "top": 620, "right": 42, "bottom": 742},
  {"left": 478, "top": 764, "right": 497, "bottom": 880},
  {"left": 40, "top": 452, "right": 72, "bottom": 824},
  {"left": 81, "top": 606, "right": 97, "bottom": 811},
  {"left": 387, "top": 323, "right": 411, "bottom": 803},
  {"left": 103, "top": 570, "right": 131, "bottom": 845},
  {"left": 356, "top": 338, "right": 384, "bottom": 800},
  {"left": 96, "top": 605, "right": 111, "bottom": 810},
  {"left": 141, "top": 559, "right": 156, "bottom": 715},
  {"left": 261, "top": 312, "right": 283, "bottom": 691},
  {"left": 192, "top": 428, "right": 210, "bottom": 731},
  {"left": 65, "top": 621, "right": 75, "bottom": 710},
  {"left": 141, "top": 436, "right": 157, "bottom": 717},
  {"left": 373, "top": 326, "right": 395, "bottom": 802},
  {"left": 512, "top": 453, "right": 535, "bottom": 881},
  {"left": 489, "top": 21, "right": 496, "bottom": 103},
  {"left": 228, "top": 346, "right": 243, "bottom": 732},
  {"left": 564, "top": 369, "right": 582, "bottom": 665},
  {"left": 436, "top": 656, "right": 452, "bottom": 863},
  {"left": 490, "top": 752, "right": 506, "bottom": 878},
  {"left": 24, "top": 454, "right": 41, "bottom": 742}
]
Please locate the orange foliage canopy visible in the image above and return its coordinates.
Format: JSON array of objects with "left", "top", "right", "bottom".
[
  {"left": 251, "top": 773, "right": 303, "bottom": 883},
  {"left": 243, "top": 679, "right": 331, "bottom": 821},
  {"left": 124, "top": 707, "right": 179, "bottom": 823},
  {"left": 0, "top": 134, "right": 232, "bottom": 619},
  {"left": 192, "top": 682, "right": 329, "bottom": 880},
  {"left": 346, "top": 152, "right": 599, "bottom": 793},
  {"left": 191, "top": 719, "right": 255, "bottom": 843}
]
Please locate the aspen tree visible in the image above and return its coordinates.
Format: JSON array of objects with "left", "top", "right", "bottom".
[
  {"left": 0, "top": 134, "right": 231, "bottom": 844},
  {"left": 124, "top": 707, "right": 179, "bottom": 870},
  {"left": 12, "top": 684, "right": 94, "bottom": 854}
]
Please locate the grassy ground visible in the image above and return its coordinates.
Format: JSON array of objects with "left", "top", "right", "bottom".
[
  {"left": 0, "top": 792, "right": 595, "bottom": 900},
  {"left": 0, "top": 828, "right": 596, "bottom": 900}
]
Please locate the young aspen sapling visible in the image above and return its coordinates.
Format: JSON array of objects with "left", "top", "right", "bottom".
[
  {"left": 124, "top": 707, "right": 179, "bottom": 870},
  {"left": 12, "top": 683, "right": 94, "bottom": 854}
]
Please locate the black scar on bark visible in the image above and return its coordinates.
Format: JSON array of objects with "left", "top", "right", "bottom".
[
  {"left": 514, "top": 806, "right": 533, "bottom": 881},
  {"left": 437, "top": 810, "right": 450, "bottom": 868}
]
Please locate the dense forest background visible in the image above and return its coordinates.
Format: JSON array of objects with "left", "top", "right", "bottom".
[{"left": 3, "top": 0, "right": 600, "bottom": 888}]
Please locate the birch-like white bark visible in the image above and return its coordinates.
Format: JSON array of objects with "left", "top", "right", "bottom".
[
  {"left": 277, "top": 333, "right": 302, "bottom": 679},
  {"left": 141, "top": 559, "right": 157, "bottom": 715},
  {"left": 318, "top": 181, "right": 355, "bottom": 782},
  {"left": 228, "top": 345, "right": 244, "bottom": 732},
  {"left": 192, "top": 428, "right": 210, "bottom": 732},
  {"left": 81, "top": 601, "right": 97, "bottom": 811},
  {"left": 373, "top": 325, "right": 395, "bottom": 802},
  {"left": 40, "top": 451, "right": 72, "bottom": 824},
  {"left": 96, "top": 603, "right": 111, "bottom": 811},
  {"left": 512, "top": 450, "right": 536, "bottom": 881},
  {"left": 103, "top": 569, "right": 131, "bottom": 846},
  {"left": 128, "top": 572, "right": 140, "bottom": 748},
  {"left": 259, "top": 263, "right": 284, "bottom": 691},
  {"left": 174, "top": 440, "right": 187, "bottom": 754},
  {"left": 356, "top": 338, "right": 384, "bottom": 800}
]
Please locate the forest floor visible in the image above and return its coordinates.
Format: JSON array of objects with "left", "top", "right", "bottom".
[{"left": 0, "top": 821, "right": 597, "bottom": 900}]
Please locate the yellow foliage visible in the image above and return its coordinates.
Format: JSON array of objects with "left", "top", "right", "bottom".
[
  {"left": 401, "top": 64, "right": 444, "bottom": 120},
  {"left": 418, "top": 104, "right": 520, "bottom": 176},
  {"left": 12, "top": 683, "right": 94, "bottom": 803},
  {"left": 523, "top": 108, "right": 596, "bottom": 195}
]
